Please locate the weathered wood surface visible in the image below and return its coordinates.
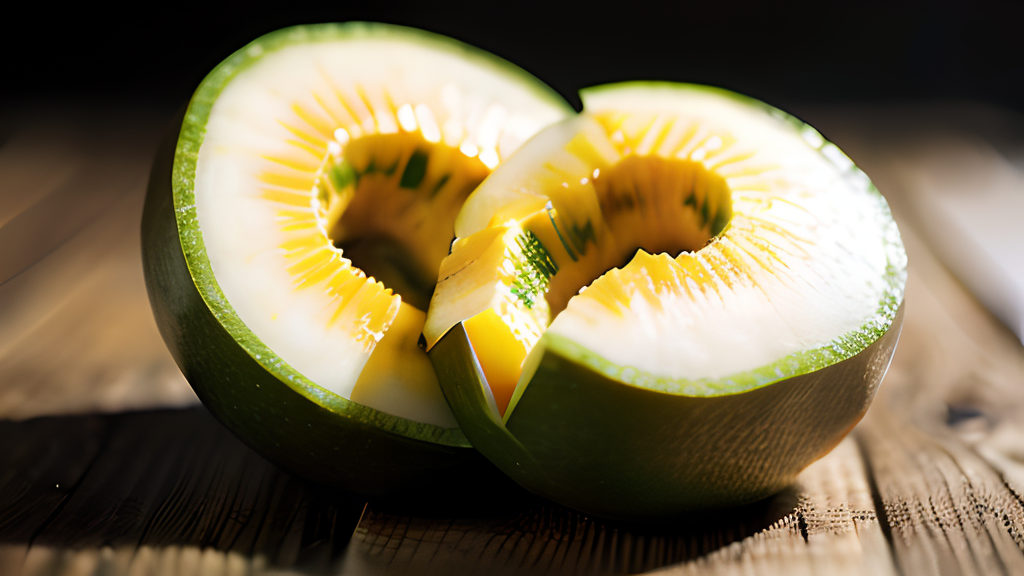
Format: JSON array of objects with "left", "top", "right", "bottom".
[{"left": 0, "top": 103, "right": 1022, "bottom": 575}]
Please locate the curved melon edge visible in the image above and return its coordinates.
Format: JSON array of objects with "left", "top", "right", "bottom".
[
  {"left": 431, "top": 304, "right": 904, "bottom": 519},
  {"left": 168, "top": 22, "right": 574, "bottom": 448},
  {"left": 557, "top": 81, "right": 908, "bottom": 394},
  {"left": 145, "top": 107, "right": 477, "bottom": 494},
  {"left": 541, "top": 280, "right": 904, "bottom": 398},
  {"left": 580, "top": 81, "right": 792, "bottom": 125}
]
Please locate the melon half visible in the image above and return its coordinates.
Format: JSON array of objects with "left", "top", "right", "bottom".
[
  {"left": 142, "top": 23, "right": 570, "bottom": 493},
  {"left": 425, "top": 82, "right": 907, "bottom": 518}
]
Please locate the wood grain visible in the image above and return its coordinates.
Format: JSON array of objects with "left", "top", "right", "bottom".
[{"left": 0, "top": 408, "right": 365, "bottom": 576}]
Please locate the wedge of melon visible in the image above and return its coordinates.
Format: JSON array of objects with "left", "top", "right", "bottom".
[
  {"left": 142, "top": 23, "right": 571, "bottom": 493},
  {"left": 425, "top": 82, "right": 906, "bottom": 517}
]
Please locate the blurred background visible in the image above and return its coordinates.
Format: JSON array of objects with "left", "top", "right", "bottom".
[{"left": 4, "top": 1, "right": 1021, "bottom": 115}]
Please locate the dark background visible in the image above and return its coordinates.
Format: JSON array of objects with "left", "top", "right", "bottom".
[{"left": 4, "top": 1, "right": 1021, "bottom": 115}]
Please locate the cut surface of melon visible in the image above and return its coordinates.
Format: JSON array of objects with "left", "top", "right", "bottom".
[
  {"left": 425, "top": 82, "right": 906, "bottom": 417},
  {"left": 183, "top": 23, "right": 569, "bottom": 430}
]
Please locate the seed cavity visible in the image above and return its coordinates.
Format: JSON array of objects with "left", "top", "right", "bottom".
[{"left": 316, "top": 130, "right": 490, "bottom": 312}]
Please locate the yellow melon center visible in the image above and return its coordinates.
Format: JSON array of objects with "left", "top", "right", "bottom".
[
  {"left": 541, "top": 154, "right": 733, "bottom": 316},
  {"left": 431, "top": 144, "right": 736, "bottom": 417},
  {"left": 317, "top": 131, "right": 490, "bottom": 311}
]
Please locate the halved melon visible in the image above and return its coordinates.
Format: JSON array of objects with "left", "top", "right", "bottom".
[
  {"left": 141, "top": 23, "right": 571, "bottom": 493},
  {"left": 425, "top": 82, "right": 906, "bottom": 517}
]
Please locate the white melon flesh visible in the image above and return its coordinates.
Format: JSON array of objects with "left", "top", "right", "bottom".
[
  {"left": 190, "top": 25, "right": 569, "bottom": 427},
  {"left": 550, "top": 86, "right": 902, "bottom": 389},
  {"left": 427, "top": 82, "right": 906, "bottom": 411}
]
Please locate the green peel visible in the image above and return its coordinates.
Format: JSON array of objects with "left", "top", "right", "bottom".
[
  {"left": 145, "top": 120, "right": 472, "bottom": 494},
  {"left": 429, "top": 305, "right": 904, "bottom": 518},
  {"left": 144, "top": 23, "right": 574, "bottom": 493}
]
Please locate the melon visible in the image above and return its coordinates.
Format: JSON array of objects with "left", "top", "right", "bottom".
[
  {"left": 424, "top": 82, "right": 907, "bottom": 518},
  {"left": 142, "top": 23, "right": 571, "bottom": 493}
]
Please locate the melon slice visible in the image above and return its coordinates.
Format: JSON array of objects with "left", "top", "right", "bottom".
[
  {"left": 142, "top": 23, "right": 571, "bottom": 493},
  {"left": 425, "top": 82, "right": 906, "bottom": 517}
]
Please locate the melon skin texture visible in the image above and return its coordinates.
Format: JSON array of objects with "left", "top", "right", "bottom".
[
  {"left": 426, "top": 82, "right": 907, "bottom": 518},
  {"left": 142, "top": 24, "right": 570, "bottom": 493},
  {"left": 145, "top": 118, "right": 478, "bottom": 492},
  {"left": 431, "top": 310, "right": 902, "bottom": 518}
]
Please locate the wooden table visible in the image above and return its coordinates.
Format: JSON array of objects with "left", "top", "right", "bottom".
[{"left": 1, "top": 102, "right": 1022, "bottom": 575}]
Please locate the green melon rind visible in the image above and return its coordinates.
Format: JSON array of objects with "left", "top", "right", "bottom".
[
  {"left": 144, "top": 22, "right": 575, "bottom": 492},
  {"left": 431, "top": 305, "right": 903, "bottom": 518},
  {"left": 551, "top": 81, "right": 909, "bottom": 397},
  {"left": 428, "top": 324, "right": 552, "bottom": 483},
  {"left": 145, "top": 117, "right": 477, "bottom": 493},
  {"left": 168, "top": 22, "right": 571, "bottom": 449},
  {"left": 429, "top": 82, "right": 908, "bottom": 516},
  {"left": 173, "top": 23, "right": 467, "bottom": 447}
]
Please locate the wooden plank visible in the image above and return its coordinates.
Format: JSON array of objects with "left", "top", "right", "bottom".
[
  {"left": 340, "top": 437, "right": 891, "bottom": 575},
  {"left": 0, "top": 416, "right": 108, "bottom": 541},
  {"left": 649, "top": 439, "right": 894, "bottom": 576},
  {"left": 851, "top": 228, "right": 1024, "bottom": 576},
  {"left": 0, "top": 408, "right": 366, "bottom": 575},
  {"left": 804, "top": 106, "right": 1024, "bottom": 575},
  {"left": 859, "top": 409, "right": 1024, "bottom": 576},
  {"left": 0, "top": 113, "right": 195, "bottom": 420}
]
